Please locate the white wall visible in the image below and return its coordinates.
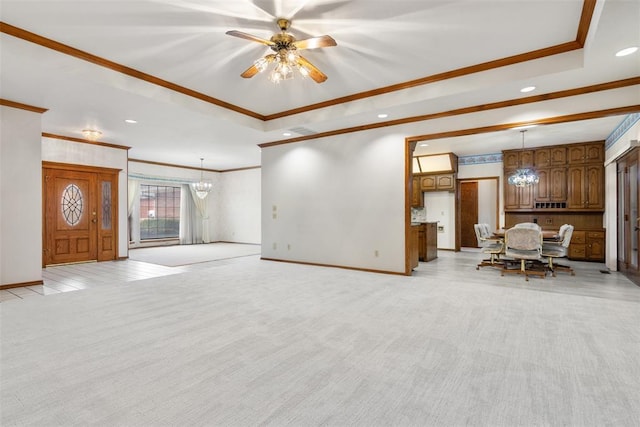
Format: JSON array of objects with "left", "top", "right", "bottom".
[
  {"left": 215, "top": 168, "right": 261, "bottom": 244},
  {"left": 261, "top": 130, "right": 406, "bottom": 273},
  {"left": 1, "top": 106, "right": 42, "bottom": 286},
  {"left": 42, "top": 137, "right": 129, "bottom": 257},
  {"left": 424, "top": 192, "right": 456, "bottom": 249}
]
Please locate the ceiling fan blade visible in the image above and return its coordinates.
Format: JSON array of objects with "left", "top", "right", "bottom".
[
  {"left": 225, "top": 30, "right": 274, "bottom": 46},
  {"left": 240, "top": 64, "right": 260, "bottom": 79},
  {"left": 293, "top": 35, "right": 337, "bottom": 50},
  {"left": 296, "top": 55, "right": 328, "bottom": 83}
]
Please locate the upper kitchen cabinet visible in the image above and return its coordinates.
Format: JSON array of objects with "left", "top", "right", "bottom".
[
  {"left": 567, "top": 142, "right": 604, "bottom": 164},
  {"left": 534, "top": 146, "right": 566, "bottom": 167},
  {"left": 413, "top": 152, "right": 458, "bottom": 193},
  {"left": 503, "top": 150, "right": 534, "bottom": 169}
]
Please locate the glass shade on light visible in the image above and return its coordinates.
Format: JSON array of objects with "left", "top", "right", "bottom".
[
  {"left": 191, "top": 158, "right": 212, "bottom": 199},
  {"left": 508, "top": 169, "right": 540, "bottom": 187},
  {"left": 191, "top": 181, "right": 212, "bottom": 199}
]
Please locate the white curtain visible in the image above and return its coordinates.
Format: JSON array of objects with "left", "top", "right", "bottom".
[
  {"left": 179, "top": 184, "right": 201, "bottom": 244},
  {"left": 127, "top": 179, "right": 139, "bottom": 217},
  {"left": 189, "top": 185, "right": 210, "bottom": 243}
]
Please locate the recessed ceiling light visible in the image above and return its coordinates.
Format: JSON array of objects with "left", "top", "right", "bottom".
[
  {"left": 616, "top": 46, "right": 638, "bottom": 57},
  {"left": 125, "top": 119, "right": 137, "bottom": 124},
  {"left": 520, "top": 86, "right": 536, "bottom": 93},
  {"left": 377, "top": 113, "right": 388, "bottom": 119},
  {"left": 419, "top": 143, "right": 429, "bottom": 147},
  {"left": 283, "top": 132, "right": 292, "bottom": 137}
]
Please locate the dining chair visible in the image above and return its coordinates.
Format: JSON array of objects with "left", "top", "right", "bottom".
[
  {"left": 474, "top": 223, "right": 503, "bottom": 269},
  {"left": 514, "top": 222, "right": 542, "bottom": 231},
  {"left": 501, "top": 227, "right": 546, "bottom": 281},
  {"left": 541, "top": 224, "right": 575, "bottom": 276}
]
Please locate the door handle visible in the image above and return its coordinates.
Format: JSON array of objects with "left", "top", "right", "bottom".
[{"left": 91, "top": 219, "right": 97, "bottom": 223}]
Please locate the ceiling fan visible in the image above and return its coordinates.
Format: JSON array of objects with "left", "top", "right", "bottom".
[{"left": 226, "top": 18, "right": 337, "bottom": 83}]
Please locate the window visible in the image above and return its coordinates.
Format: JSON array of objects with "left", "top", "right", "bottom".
[{"left": 139, "top": 184, "right": 181, "bottom": 239}]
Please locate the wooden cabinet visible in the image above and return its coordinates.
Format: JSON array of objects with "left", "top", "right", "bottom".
[
  {"left": 411, "top": 176, "right": 423, "bottom": 207},
  {"left": 504, "top": 141, "right": 604, "bottom": 212},
  {"left": 535, "top": 146, "right": 566, "bottom": 167},
  {"left": 504, "top": 172, "right": 533, "bottom": 209},
  {"left": 417, "top": 222, "right": 438, "bottom": 262},
  {"left": 504, "top": 150, "right": 534, "bottom": 169},
  {"left": 535, "top": 167, "right": 567, "bottom": 202},
  {"left": 419, "top": 173, "right": 455, "bottom": 192},
  {"left": 569, "top": 230, "right": 605, "bottom": 261},
  {"left": 567, "top": 165, "right": 604, "bottom": 210},
  {"left": 567, "top": 142, "right": 604, "bottom": 164},
  {"left": 410, "top": 225, "right": 419, "bottom": 269}
]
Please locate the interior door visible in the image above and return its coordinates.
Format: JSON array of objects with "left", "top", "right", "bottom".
[
  {"left": 617, "top": 148, "right": 639, "bottom": 284},
  {"left": 43, "top": 164, "right": 119, "bottom": 266},
  {"left": 460, "top": 181, "right": 479, "bottom": 247}
]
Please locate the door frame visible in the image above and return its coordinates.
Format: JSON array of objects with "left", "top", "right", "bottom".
[
  {"left": 456, "top": 177, "right": 500, "bottom": 251},
  {"left": 42, "top": 161, "right": 121, "bottom": 267},
  {"left": 616, "top": 148, "right": 640, "bottom": 285}
]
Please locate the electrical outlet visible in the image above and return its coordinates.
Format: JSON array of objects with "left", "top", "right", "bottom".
[
  {"left": 287, "top": 244, "right": 291, "bottom": 250},
  {"left": 272, "top": 242, "right": 277, "bottom": 250},
  {"left": 374, "top": 250, "right": 379, "bottom": 257}
]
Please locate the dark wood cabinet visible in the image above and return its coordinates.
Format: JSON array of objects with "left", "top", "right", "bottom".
[
  {"left": 535, "top": 167, "right": 567, "bottom": 202},
  {"left": 417, "top": 222, "right": 437, "bottom": 262},
  {"left": 504, "top": 171, "right": 533, "bottom": 209},
  {"left": 535, "top": 146, "right": 566, "bottom": 167},
  {"left": 567, "top": 165, "right": 604, "bottom": 210},
  {"left": 411, "top": 176, "right": 423, "bottom": 207},
  {"left": 419, "top": 173, "right": 455, "bottom": 192},
  {"left": 567, "top": 142, "right": 604, "bottom": 164},
  {"left": 569, "top": 230, "right": 605, "bottom": 261},
  {"left": 504, "top": 141, "right": 603, "bottom": 212},
  {"left": 504, "top": 150, "right": 534, "bottom": 169}
]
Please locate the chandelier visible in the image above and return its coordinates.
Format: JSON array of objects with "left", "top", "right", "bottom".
[
  {"left": 191, "top": 158, "right": 212, "bottom": 199},
  {"left": 508, "top": 130, "right": 540, "bottom": 187}
]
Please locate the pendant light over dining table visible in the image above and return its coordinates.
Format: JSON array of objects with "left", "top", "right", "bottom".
[
  {"left": 191, "top": 158, "right": 212, "bottom": 199},
  {"left": 508, "top": 130, "right": 540, "bottom": 187}
]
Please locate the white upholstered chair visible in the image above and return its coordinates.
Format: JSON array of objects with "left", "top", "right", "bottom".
[
  {"left": 474, "top": 223, "right": 503, "bottom": 269},
  {"left": 541, "top": 224, "right": 575, "bottom": 276},
  {"left": 501, "top": 227, "right": 545, "bottom": 281}
]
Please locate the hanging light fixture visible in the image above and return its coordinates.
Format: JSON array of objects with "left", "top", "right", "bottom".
[
  {"left": 191, "top": 158, "right": 212, "bottom": 199},
  {"left": 508, "top": 130, "right": 540, "bottom": 187},
  {"left": 82, "top": 129, "right": 102, "bottom": 141}
]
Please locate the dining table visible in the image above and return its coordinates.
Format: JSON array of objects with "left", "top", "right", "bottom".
[{"left": 492, "top": 228, "right": 560, "bottom": 241}]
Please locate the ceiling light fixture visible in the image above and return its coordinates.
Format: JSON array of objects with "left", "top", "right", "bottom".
[
  {"left": 520, "top": 86, "right": 536, "bottom": 93},
  {"left": 125, "top": 119, "right": 137, "bottom": 124},
  {"left": 227, "top": 18, "right": 336, "bottom": 84},
  {"left": 377, "top": 113, "right": 388, "bottom": 119},
  {"left": 508, "top": 130, "right": 539, "bottom": 187},
  {"left": 82, "top": 129, "right": 102, "bottom": 141},
  {"left": 616, "top": 46, "right": 638, "bottom": 57},
  {"left": 191, "top": 158, "right": 212, "bottom": 199},
  {"left": 283, "top": 132, "right": 292, "bottom": 137}
]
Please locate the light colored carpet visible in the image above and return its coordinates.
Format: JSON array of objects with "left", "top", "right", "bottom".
[
  {"left": 1, "top": 252, "right": 639, "bottom": 426},
  {"left": 128, "top": 242, "right": 261, "bottom": 266}
]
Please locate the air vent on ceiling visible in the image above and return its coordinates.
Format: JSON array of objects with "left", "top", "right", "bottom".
[{"left": 288, "top": 126, "right": 317, "bottom": 136}]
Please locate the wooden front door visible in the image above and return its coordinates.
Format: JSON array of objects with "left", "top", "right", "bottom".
[
  {"left": 460, "top": 181, "right": 479, "bottom": 247},
  {"left": 43, "top": 164, "right": 119, "bottom": 266}
]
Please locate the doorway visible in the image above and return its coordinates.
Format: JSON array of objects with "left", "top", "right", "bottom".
[
  {"left": 457, "top": 177, "right": 499, "bottom": 249},
  {"left": 617, "top": 148, "right": 639, "bottom": 285},
  {"left": 43, "top": 162, "right": 119, "bottom": 266}
]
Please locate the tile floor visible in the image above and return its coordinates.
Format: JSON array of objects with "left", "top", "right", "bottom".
[{"left": 0, "top": 254, "right": 260, "bottom": 302}]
